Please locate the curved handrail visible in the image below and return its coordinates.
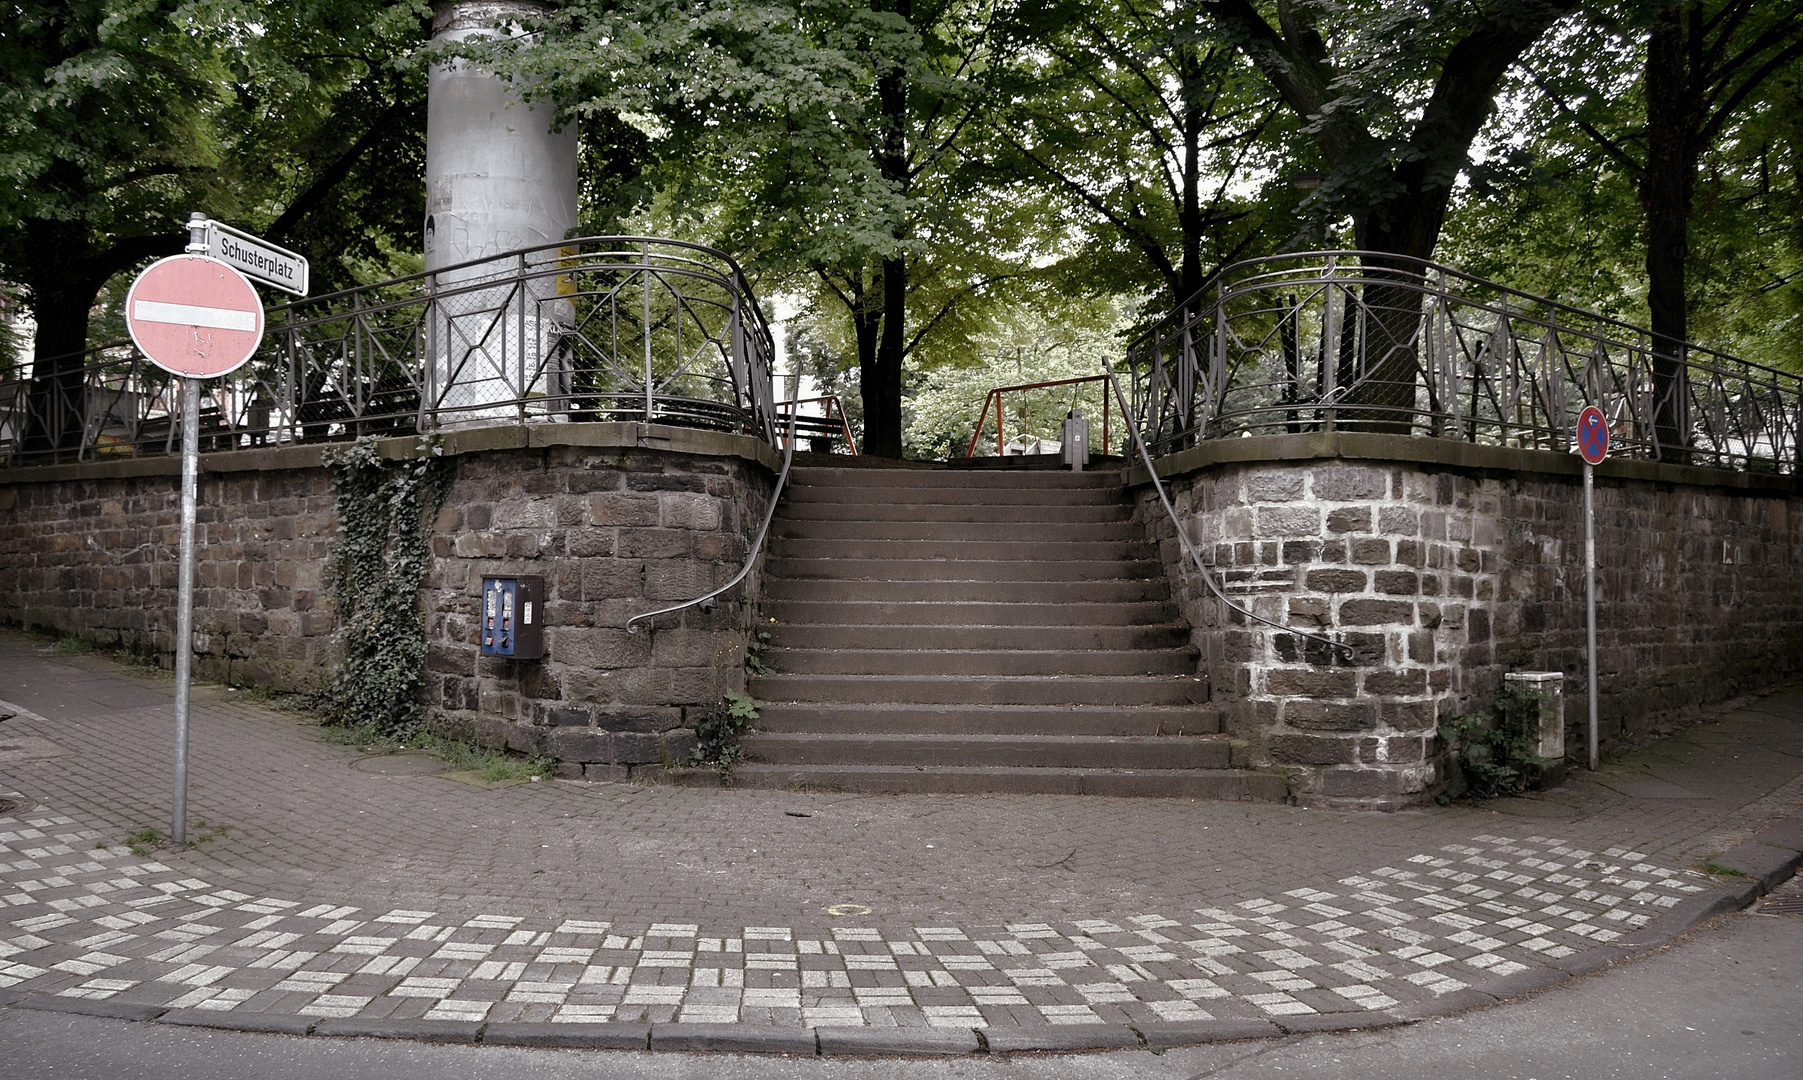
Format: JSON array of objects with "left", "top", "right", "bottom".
[
  {"left": 623, "top": 371, "right": 800, "bottom": 635},
  {"left": 1102, "top": 362, "right": 1352, "bottom": 658}
]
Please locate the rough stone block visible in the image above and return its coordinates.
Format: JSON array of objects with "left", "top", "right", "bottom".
[
  {"left": 1269, "top": 733, "right": 1360, "bottom": 764},
  {"left": 1245, "top": 472, "right": 1306, "bottom": 502},
  {"left": 1374, "top": 570, "right": 1419, "bottom": 595},
  {"left": 1378, "top": 506, "right": 1419, "bottom": 535},
  {"left": 1338, "top": 598, "right": 1414, "bottom": 625},
  {"left": 1283, "top": 699, "right": 1377, "bottom": 731},
  {"left": 1319, "top": 767, "right": 1409, "bottom": 797},
  {"left": 1312, "top": 466, "right": 1387, "bottom": 500},
  {"left": 1350, "top": 538, "right": 1392, "bottom": 564},
  {"left": 1306, "top": 568, "right": 1367, "bottom": 593},
  {"left": 549, "top": 728, "right": 613, "bottom": 762},
  {"left": 1265, "top": 668, "right": 1358, "bottom": 697},
  {"left": 1257, "top": 506, "right": 1321, "bottom": 537},
  {"left": 1327, "top": 506, "right": 1372, "bottom": 533}
]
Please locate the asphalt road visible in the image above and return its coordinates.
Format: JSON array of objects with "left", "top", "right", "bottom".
[{"left": 2, "top": 884, "right": 1796, "bottom": 1080}]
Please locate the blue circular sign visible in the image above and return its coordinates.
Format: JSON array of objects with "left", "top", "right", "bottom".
[{"left": 1576, "top": 406, "right": 1609, "bottom": 465}]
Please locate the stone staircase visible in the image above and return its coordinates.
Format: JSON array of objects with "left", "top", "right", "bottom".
[{"left": 734, "top": 464, "right": 1288, "bottom": 799}]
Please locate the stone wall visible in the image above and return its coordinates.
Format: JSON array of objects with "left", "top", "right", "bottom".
[
  {"left": 0, "top": 424, "right": 779, "bottom": 778},
  {"left": 422, "top": 436, "right": 775, "bottom": 779},
  {"left": 0, "top": 451, "right": 339, "bottom": 689},
  {"left": 1136, "top": 433, "right": 1803, "bottom": 810}
]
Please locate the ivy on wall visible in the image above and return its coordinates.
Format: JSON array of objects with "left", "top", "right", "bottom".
[{"left": 320, "top": 437, "right": 454, "bottom": 736}]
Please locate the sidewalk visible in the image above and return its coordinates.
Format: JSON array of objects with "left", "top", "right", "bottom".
[{"left": 0, "top": 627, "right": 1798, "bottom": 1054}]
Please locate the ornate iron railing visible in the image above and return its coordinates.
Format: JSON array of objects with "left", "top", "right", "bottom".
[
  {"left": 1, "top": 237, "right": 783, "bottom": 464},
  {"left": 1125, "top": 251, "right": 1803, "bottom": 473}
]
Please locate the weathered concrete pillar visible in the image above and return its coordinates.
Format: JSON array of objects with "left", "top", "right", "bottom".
[{"left": 425, "top": 0, "right": 579, "bottom": 425}]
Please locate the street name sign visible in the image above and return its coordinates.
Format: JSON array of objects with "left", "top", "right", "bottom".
[
  {"left": 203, "top": 218, "right": 310, "bottom": 296},
  {"left": 1576, "top": 405, "right": 1610, "bottom": 465},
  {"left": 124, "top": 255, "right": 265, "bottom": 378}
]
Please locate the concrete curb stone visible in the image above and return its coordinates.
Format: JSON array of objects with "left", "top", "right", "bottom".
[
  {"left": 16, "top": 995, "right": 168, "bottom": 1023},
  {"left": 1713, "top": 836, "right": 1803, "bottom": 894},
  {"left": 309, "top": 1016, "right": 483, "bottom": 1043},
  {"left": 979, "top": 1023, "right": 1142, "bottom": 1054},
  {"left": 1746, "top": 812, "right": 1803, "bottom": 855},
  {"left": 1621, "top": 884, "right": 1756, "bottom": 950},
  {"left": 649, "top": 1023, "right": 818, "bottom": 1055},
  {"left": 1387, "top": 988, "right": 1499, "bottom": 1020},
  {"left": 1135, "top": 1018, "right": 1284, "bottom": 1048},
  {"left": 1481, "top": 966, "right": 1571, "bottom": 1000},
  {"left": 482, "top": 1021, "right": 651, "bottom": 1049},
  {"left": 1271, "top": 1011, "right": 1402, "bottom": 1035},
  {"left": 157, "top": 1008, "right": 316, "bottom": 1036},
  {"left": 816, "top": 1026, "right": 984, "bottom": 1056}
]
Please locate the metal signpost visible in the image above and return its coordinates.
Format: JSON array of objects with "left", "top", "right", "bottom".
[
  {"left": 1575, "top": 405, "right": 1610, "bottom": 771},
  {"left": 123, "top": 215, "right": 280, "bottom": 843}
]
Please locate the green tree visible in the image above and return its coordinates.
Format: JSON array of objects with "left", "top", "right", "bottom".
[
  {"left": 984, "top": 0, "right": 1303, "bottom": 311},
  {"left": 0, "top": 0, "right": 430, "bottom": 452},
  {"left": 475, "top": 0, "right": 1043, "bottom": 457},
  {"left": 1203, "top": 0, "right": 1582, "bottom": 428}
]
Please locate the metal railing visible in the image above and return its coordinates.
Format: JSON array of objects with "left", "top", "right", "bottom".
[
  {"left": 1, "top": 237, "right": 783, "bottom": 465},
  {"left": 1125, "top": 251, "right": 1802, "bottom": 472},
  {"left": 965, "top": 375, "right": 1112, "bottom": 459}
]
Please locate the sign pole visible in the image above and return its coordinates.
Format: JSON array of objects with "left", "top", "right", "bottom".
[
  {"left": 172, "top": 374, "right": 199, "bottom": 843},
  {"left": 1584, "top": 460, "right": 1598, "bottom": 772},
  {"left": 128, "top": 213, "right": 284, "bottom": 846}
]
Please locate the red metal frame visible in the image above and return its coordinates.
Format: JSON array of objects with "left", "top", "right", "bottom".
[
  {"left": 965, "top": 375, "right": 1110, "bottom": 459},
  {"left": 779, "top": 394, "right": 858, "bottom": 455}
]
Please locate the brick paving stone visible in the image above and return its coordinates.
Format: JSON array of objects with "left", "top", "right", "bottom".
[{"left": 0, "top": 630, "right": 1798, "bottom": 1040}]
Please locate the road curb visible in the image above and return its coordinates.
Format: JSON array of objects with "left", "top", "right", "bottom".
[
  {"left": 482, "top": 1020, "right": 652, "bottom": 1049},
  {"left": 309, "top": 1016, "right": 484, "bottom": 1043},
  {"left": 1271, "top": 1010, "right": 1401, "bottom": 1035},
  {"left": 158, "top": 1008, "right": 316, "bottom": 1035},
  {"left": 15, "top": 995, "right": 168, "bottom": 1023},
  {"left": 978, "top": 1023, "right": 1141, "bottom": 1054}
]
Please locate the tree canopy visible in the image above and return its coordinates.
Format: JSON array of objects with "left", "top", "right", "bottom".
[{"left": 4, "top": 0, "right": 1800, "bottom": 454}]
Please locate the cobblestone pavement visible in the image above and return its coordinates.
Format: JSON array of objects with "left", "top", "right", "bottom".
[{"left": 0, "top": 630, "right": 1799, "bottom": 1043}]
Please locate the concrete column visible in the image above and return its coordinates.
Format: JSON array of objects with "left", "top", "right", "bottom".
[{"left": 425, "top": 0, "right": 579, "bottom": 425}]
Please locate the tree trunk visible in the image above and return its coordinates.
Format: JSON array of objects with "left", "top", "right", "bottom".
[
  {"left": 21, "top": 219, "right": 110, "bottom": 457},
  {"left": 855, "top": 0, "right": 911, "bottom": 459},
  {"left": 859, "top": 255, "right": 907, "bottom": 458},
  {"left": 1340, "top": 199, "right": 1440, "bottom": 434},
  {"left": 1641, "top": 3, "right": 1698, "bottom": 463}
]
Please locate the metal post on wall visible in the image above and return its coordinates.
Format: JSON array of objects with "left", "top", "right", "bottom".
[{"left": 1584, "top": 460, "right": 1598, "bottom": 771}]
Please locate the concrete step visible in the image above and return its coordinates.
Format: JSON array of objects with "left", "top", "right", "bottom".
[
  {"left": 764, "top": 558, "right": 1168, "bottom": 583},
  {"left": 741, "top": 732, "right": 1231, "bottom": 770},
  {"left": 765, "top": 623, "right": 1194, "bottom": 652},
  {"left": 784, "top": 485, "right": 1126, "bottom": 507},
  {"left": 726, "top": 764, "right": 1289, "bottom": 800},
  {"left": 765, "top": 647, "right": 1197, "bottom": 677},
  {"left": 779, "top": 501, "right": 1133, "bottom": 524},
  {"left": 774, "top": 519, "right": 1141, "bottom": 542},
  {"left": 749, "top": 673, "right": 1207, "bottom": 706},
  {"left": 752, "top": 702, "right": 1223, "bottom": 737},
  {"left": 766, "top": 600, "right": 1182, "bottom": 627},
  {"left": 761, "top": 578, "right": 1172, "bottom": 604},
  {"left": 789, "top": 467, "right": 1123, "bottom": 490},
  {"left": 770, "top": 538, "right": 1153, "bottom": 562}
]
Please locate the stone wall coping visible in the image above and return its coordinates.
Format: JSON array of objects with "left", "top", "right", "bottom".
[
  {"left": 0, "top": 422, "right": 782, "bottom": 484},
  {"left": 1127, "top": 431, "right": 1801, "bottom": 496}
]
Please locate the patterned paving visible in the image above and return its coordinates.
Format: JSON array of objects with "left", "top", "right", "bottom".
[{"left": 0, "top": 793, "right": 1708, "bottom": 1030}]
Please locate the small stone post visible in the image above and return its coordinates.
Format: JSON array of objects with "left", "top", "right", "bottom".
[{"left": 1504, "top": 671, "right": 1565, "bottom": 788}]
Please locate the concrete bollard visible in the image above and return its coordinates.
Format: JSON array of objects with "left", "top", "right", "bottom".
[{"left": 1505, "top": 671, "right": 1566, "bottom": 788}]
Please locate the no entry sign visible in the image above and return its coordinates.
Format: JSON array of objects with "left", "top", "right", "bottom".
[
  {"left": 124, "top": 255, "right": 265, "bottom": 378},
  {"left": 1576, "top": 405, "right": 1610, "bottom": 465}
]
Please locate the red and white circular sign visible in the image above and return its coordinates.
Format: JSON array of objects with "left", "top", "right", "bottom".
[{"left": 124, "top": 255, "right": 265, "bottom": 378}]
